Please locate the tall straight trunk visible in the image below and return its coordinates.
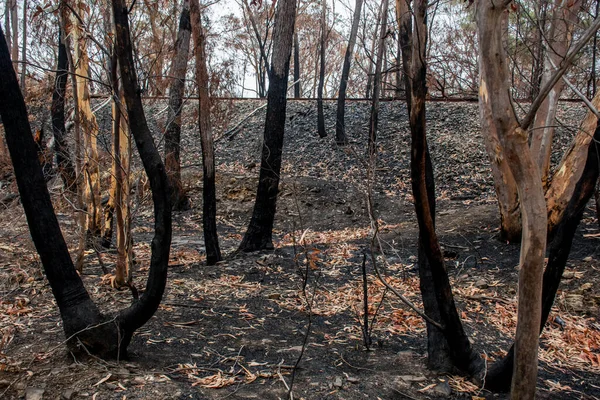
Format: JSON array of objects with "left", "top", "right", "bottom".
[
  {"left": 9, "top": 0, "right": 17, "bottom": 70},
  {"left": 190, "top": 0, "right": 221, "bottom": 265},
  {"left": 62, "top": 8, "right": 87, "bottom": 272},
  {"left": 530, "top": 0, "right": 581, "bottom": 188},
  {"left": 397, "top": 0, "right": 452, "bottom": 371},
  {"left": 112, "top": 0, "right": 173, "bottom": 339},
  {"left": 293, "top": 30, "right": 300, "bottom": 98},
  {"left": 51, "top": 27, "right": 77, "bottom": 191},
  {"left": 405, "top": 0, "right": 480, "bottom": 375},
  {"left": 4, "top": 1, "right": 10, "bottom": 53},
  {"left": 367, "top": 0, "right": 388, "bottom": 154},
  {"left": 164, "top": 0, "right": 191, "bottom": 211},
  {"left": 316, "top": 0, "right": 327, "bottom": 138},
  {"left": 69, "top": 1, "right": 103, "bottom": 243},
  {"left": 530, "top": 0, "right": 548, "bottom": 101},
  {"left": 477, "top": 1, "right": 548, "bottom": 397},
  {"left": 239, "top": 0, "right": 296, "bottom": 252},
  {"left": 365, "top": 0, "right": 382, "bottom": 99},
  {"left": 335, "top": 0, "right": 363, "bottom": 144},
  {"left": 143, "top": 0, "right": 165, "bottom": 95},
  {"left": 486, "top": 120, "right": 600, "bottom": 391},
  {"left": 19, "top": 0, "right": 25, "bottom": 94},
  {"left": 546, "top": 91, "right": 600, "bottom": 234}
]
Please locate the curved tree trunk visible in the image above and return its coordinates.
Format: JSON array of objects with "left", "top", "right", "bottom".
[
  {"left": 112, "top": 0, "right": 173, "bottom": 339},
  {"left": 239, "top": 0, "right": 296, "bottom": 252},
  {"left": 51, "top": 27, "right": 77, "bottom": 192},
  {"left": 477, "top": 2, "right": 548, "bottom": 398},
  {"left": 316, "top": 0, "right": 327, "bottom": 138},
  {"left": 397, "top": 0, "right": 453, "bottom": 372},
  {"left": 335, "top": 0, "right": 363, "bottom": 145},
  {"left": 164, "top": 0, "right": 192, "bottom": 211},
  {"left": 407, "top": 0, "right": 481, "bottom": 375},
  {"left": 0, "top": 24, "right": 119, "bottom": 358},
  {"left": 190, "top": 0, "right": 222, "bottom": 265}
]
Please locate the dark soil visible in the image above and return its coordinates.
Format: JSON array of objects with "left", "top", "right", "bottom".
[{"left": 1, "top": 99, "right": 599, "bottom": 400}]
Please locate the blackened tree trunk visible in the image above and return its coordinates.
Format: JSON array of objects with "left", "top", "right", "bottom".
[
  {"left": 405, "top": 0, "right": 481, "bottom": 375},
  {"left": 190, "top": 0, "right": 221, "bottom": 265},
  {"left": 485, "top": 121, "right": 600, "bottom": 391},
  {"left": 239, "top": 0, "right": 296, "bottom": 252},
  {"left": 367, "top": 0, "right": 388, "bottom": 154},
  {"left": 0, "top": 24, "right": 120, "bottom": 357},
  {"left": 164, "top": 0, "right": 191, "bottom": 211},
  {"left": 294, "top": 30, "right": 301, "bottom": 98},
  {"left": 19, "top": 0, "right": 26, "bottom": 94},
  {"left": 112, "top": 0, "right": 173, "bottom": 336},
  {"left": 397, "top": 0, "right": 452, "bottom": 372},
  {"left": 51, "top": 28, "right": 77, "bottom": 191},
  {"left": 335, "top": 0, "right": 363, "bottom": 145},
  {"left": 316, "top": 0, "right": 327, "bottom": 138}
]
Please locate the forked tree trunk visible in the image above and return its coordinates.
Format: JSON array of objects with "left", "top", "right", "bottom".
[
  {"left": 367, "top": 0, "right": 388, "bottom": 154},
  {"left": 164, "top": 0, "right": 192, "bottom": 211},
  {"left": 335, "top": 0, "right": 363, "bottom": 145},
  {"left": 239, "top": 0, "right": 296, "bottom": 252},
  {"left": 486, "top": 120, "right": 600, "bottom": 391},
  {"left": 190, "top": 0, "right": 222, "bottom": 265},
  {"left": 546, "top": 91, "right": 600, "bottom": 235},
  {"left": 316, "top": 0, "right": 327, "bottom": 138},
  {"left": 69, "top": 1, "right": 103, "bottom": 244},
  {"left": 530, "top": 0, "right": 581, "bottom": 188},
  {"left": 112, "top": 0, "right": 172, "bottom": 340},
  {"left": 0, "top": 24, "right": 119, "bottom": 357},
  {"left": 51, "top": 27, "right": 77, "bottom": 191},
  {"left": 477, "top": 1, "right": 548, "bottom": 397}
]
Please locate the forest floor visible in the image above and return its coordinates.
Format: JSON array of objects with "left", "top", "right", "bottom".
[{"left": 1, "top": 99, "right": 600, "bottom": 399}]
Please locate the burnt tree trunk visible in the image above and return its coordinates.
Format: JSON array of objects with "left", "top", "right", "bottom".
[
  {"left": 239, "top": 0, "right": 296, "bottom": 252},
  {"left": 0, "top": 24, "right": 120, "bottom": 357},
  {"left": 335, "top": 0, "right": 363, "bottom": 145},
  {"left": 164, "top": 0, "right": 192, "bottom": 211},
  {"left": 407, "top": 0, "right": 481, "bottom": 375},
  {"left": 294, "top": 30, "right": 301, "bottom": 98},
  {"left": 397, "top": 0, "right": 453, "bottom": 372},
  {"left": 367, "top": 0, "right": 388, "bottom": 154},
  {"left": 190, "top": 0, "right": 222, "bottom": 265},
  {"left": 112, "top": 0, "right": 173, "bottom": 337},
  {"left": 51, "top": 28, "right": 77, "bottom": 192},
  {"left": 316, "top": 0, "right": 327, "bottom": 138}
]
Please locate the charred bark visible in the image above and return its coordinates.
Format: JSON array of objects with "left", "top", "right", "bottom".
[
  {"left": 239, "top": 0, "right": 296, "bottom": 252},
  {"left": 0, "top": 25, "right": 120, "bottom": 358},
  {"left": 190, "top": 0, "right": 222, "bottom": 265},
  {"left": 164, "top": 0, "right": 192, "bottom": 211},
  {"left": 51, "top": 28, "right": 77, "bottom": 192},
  {"left": 112, "top": 0, "right": 172, "bottom": 336},
  {"left": 335, "top": 0, "right": 363, "bottom": 145},
  {"left": 316, "top": 0, "right": 327, "bottom": 138}
]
